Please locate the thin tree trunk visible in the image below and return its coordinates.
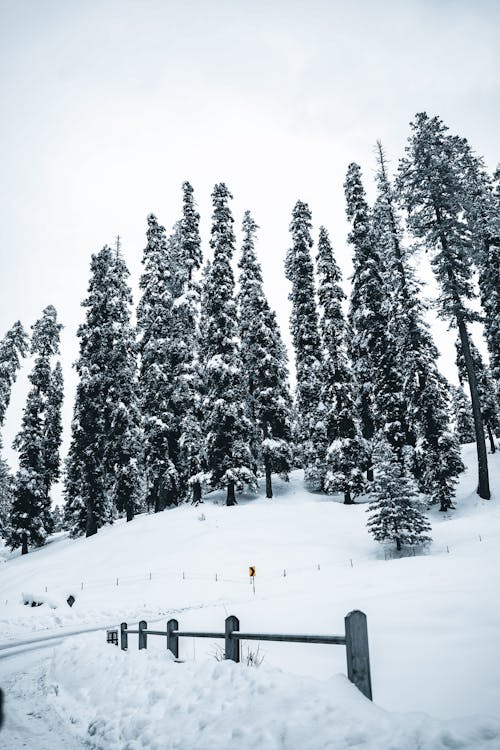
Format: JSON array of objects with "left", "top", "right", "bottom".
[
  {"left": 192, "top": 481, "right": 202, "bottom": 505},
  {"left": 126, "top": 504, "right": 134, "bottom": 522},
  {"left": 486, "top": 422, "right": 496, "bottom": 454},
  {"left": 457, "top": 317, "right": 491, "bottom": 499},
  {"left": 344, "top": 489, "right": 354, "bottom": 505},
  {"left": 226, "top": 480, "right": 236, "bottom": 506},
  {"left": 21, "top": 532, "right": 28, "bottom": 555},
  {"left": 264, "top": 458, "right": 273, "bottom": 499},
  {"left": 85, "top": 508, "right": 97, "bottom": 537}
]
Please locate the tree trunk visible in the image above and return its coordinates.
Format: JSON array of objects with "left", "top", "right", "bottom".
[
  {"left": 264, "top": 458, "right": 273, "bottom": 499},
  {"left": 396, "top": 536, "right": 401, "bottom": 552},
  {"left": 85, "top": 508, "right": 97, "bottom": 538},
  {"left": 21, "top": 532, "right": 28, "bottom": 555},
  {"left": 126, "top": 504, "right": 134, "bottom": 522},
  {"left": 366, "top": 460, "right": 374, "bottom": 483},
  {"left": 457, "top": 317, "right": 491, "bottom": 499},
  {"left": 344, "top": 489, "right": 354, "bottom": 505},
  {"left": 226, "top": 480, "right": 236, "bottom": 506},
  {"left": 192, "top": 481, "right": 202, "bottom": 505},
  {"left": 486, "top": 422, "right": 496, "bottom": 454}
]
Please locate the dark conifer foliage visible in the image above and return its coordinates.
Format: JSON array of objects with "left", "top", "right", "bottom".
[
  {"left": 285, "top": 200, "right": 325, "bottom": 489},
  {"left": 345, "top": 163, "right": 387, "bottom": 481},
  {"left": 456, "top": 338, "right": 499, "bottom": 454},
  {"left": 374, "top": 142, "right": 463, "bottom": 511},
  {"left": 203, "top": 184, "right": 255, "bottom": 505},
  {"left": 65, "top": 246, "right": 140, "bottom": 536},
  {"left": 315, "top": 226, "right": 364, "bottom": 503},
  {"left": 397, "top": 113, "right": 491, "bottom": 499},
  {"left": 367, "top": 437, "right": 431, "bottom": 553},
  {"left": 10, "top": 306, "right": 63, "bottom": 553},
  {"left": 238, "top": 211, "right": 293, "bottom": 498},
  {"left": 137, "top": 216, "right": 178, "bottom": 512}
]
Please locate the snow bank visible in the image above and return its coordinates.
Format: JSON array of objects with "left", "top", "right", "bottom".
[{"left": 49, "top": 636, "right": 500, "bottom": 750}]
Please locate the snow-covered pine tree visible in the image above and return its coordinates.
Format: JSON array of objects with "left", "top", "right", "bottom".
[
  {"left": 397, "top": 112, "right": 490, "bottom": 499},
  {"left": 374, "top": 141, "right": 463, "bottom": 511},
  {"left": 285, "top": 200, "right": 326, "bottom": 490},
  {"left": 367, "top": 436, "right": 431, "bottom": 553},
  {"left": 0, "top": 321, "right": 28, "bottom": 539},
  {"left": 203, "top": 184, "right": 256, "bottom": 505},
  {"left": 42, "top": 361, "right": 63, "bottom": 505},
  {"left": 105, "top": 245, "right": 142, "bottom": 522},
  {"left": 137, "top": 215, "right": 178, "bottom": 512},
  {"left": 460, "top": 148, "right": 500, "bottom": 403},
  {"left": 455, "top": 338, "right": 499, "bottom": 454},
  {"left": 10, "top": 306, "right": 63, "bottom": 553},
  {"left": 0, "top": 321, "right": 28, "bottom": 429},
  {"left": 238, "top": 211, "right": 293, "bottom": 498},
  {"left": 450, "top": 384, "right": 476, "bottom": 444},
  {"left": 345, "top": 163, "right": 388, "bottom": 481},
  {"left": 175, "top": 183, "right": 205, "bottom": 503},
  {"left": 315, "top": 226, "right": 365, "bottom": 503}
]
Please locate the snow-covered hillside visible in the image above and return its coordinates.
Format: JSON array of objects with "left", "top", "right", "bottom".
[{"left": 1, "top": 443, "right": 499, "bottom": 748}]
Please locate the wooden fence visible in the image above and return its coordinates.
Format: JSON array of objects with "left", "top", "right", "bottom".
[{"left": 116, "top": 609, "right": 372, "bottom": 700}]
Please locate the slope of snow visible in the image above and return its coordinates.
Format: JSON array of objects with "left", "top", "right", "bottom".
[{"left": 0, "top": 444, "right": 499, "bottom": 748}]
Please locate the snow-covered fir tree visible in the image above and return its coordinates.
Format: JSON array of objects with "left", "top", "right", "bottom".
[
  {"left": 202, "top": 183, "right": 256, "bottom": 505},
  {"left": 397, "top": 112, "right": 490, "bottom": 499},
  {"left": 450, "top": 384, "right": 476, "bottom": 444},
  {"left": 10, "top": 306, "right": 63, "bottom": 554},
  {"left": 455, "top": 338, "right": 499, "bottom": 454},
  {"left": 0, "top": 321, "right": 28, "bottom": 539},
  {"left": 137, "top": 215, "right": 178, "bottom": 512},
  {"left": 65, "top": 246, "right": 140, "bottom": 536},
  {"left": 367, "top": 437, "right": 432, "bottom": 553},
  {"left": 105, "top": 245, "right": 142, "bottom": 522},
  {"left": 171, "top": 183, "right": 205, "bottom": 503},
  {"left": 345, "top": 163, "right": 388, "bottom": 481},
  {"left": 374, "top": 142, "right": 463, "bottom": 511},
  {"left": 315, "top": 226, "right": 365, "bottom": 503},
  {"left": 237, "top": 210, "right": 293, "bottom": 498},
  {"left": 460, "top": 146, "right": 500, "bottom": 403},
  {"left": 285, "top": 200, "right": 325, "bottom": 489}
]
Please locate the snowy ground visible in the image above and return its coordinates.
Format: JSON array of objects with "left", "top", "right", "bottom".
[{"left": 1, "top": 443, "right": 499, "bottom": 748}]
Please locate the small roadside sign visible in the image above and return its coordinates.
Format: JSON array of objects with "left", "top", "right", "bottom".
[{"left": 249, "top": 566, "right": 256, "bottom": 577}]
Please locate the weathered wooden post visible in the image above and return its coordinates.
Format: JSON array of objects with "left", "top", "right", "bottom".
[
  {"left": 138, "top": 620, "right": 147, "bottom": 650},
  {"left": 167, "top": 618, "right": 179, "bottom": 658},
  {"left": 344, "top": 610, "right": 372, "bottom": 700},
  {"left": 120, "top": 622, "right": 128, "bottom": 651},
  {"left": 225, "top": 615, "right": 240, "bottom": 663}
]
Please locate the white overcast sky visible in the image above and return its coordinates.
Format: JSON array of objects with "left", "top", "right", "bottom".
[{"left": 1, "top": 0, "right": 499, "bottom": 485}]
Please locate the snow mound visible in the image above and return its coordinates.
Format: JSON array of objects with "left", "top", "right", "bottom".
[{"left": 49, "top": 636, "right": 500, "bottom": 750}]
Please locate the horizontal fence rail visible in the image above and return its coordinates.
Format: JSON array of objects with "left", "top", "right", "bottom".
[{"left": 115, "top": 610, "right": 372, "bottom": 700}]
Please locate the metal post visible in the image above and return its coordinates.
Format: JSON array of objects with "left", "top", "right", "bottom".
[
  {"left": 138, "top": 620, "right": 147, "bottom": 650},
  {"left": 167, "top": 618, "right": 179, "bottom": 658},
  {"left": 344, "top": 610, "right": 372, "bottom": 700},
  {"left": 225, "top": 615, "right": 240, "bottom": 662},
  {"left": 120, "top": 622, "right": 128, "bottom": 651}
]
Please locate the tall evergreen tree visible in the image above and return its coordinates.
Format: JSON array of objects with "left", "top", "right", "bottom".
[
  {"left": 367, "top": 437, "right": 432, "bottom": 553},
  {"left": 202, "top": 183, "right": 255, "bottom": 505},
  {"left": 42, "top": 361, "right": 64, "bottom": 504},
  {"left": 10, "top": 306, "right": 63, "bottom": 553},
  {"left": 460, "top": 148, "right": 500, "bottom": 401},
  {"left": 285, "top": 200, "right": 325, "bottom": 489},
  {"left": 345, "top": 163, "right": 388, "bottom": 481},
  {"left": 0, "top": 321, "right": 28, "bottom": 539},
  {"left": 315, "top": 226, "right": 365, "bottom": 503},
  {"left": 105, "top": 246, "right": 142, "bottom": 522},
  {"left": 455, "top": 338, "right": 499, "bottom": 454},
  {"left": 374, "top": 142, "right": 463, "bottom": 511},
  {"left": 238, "top": 211, "right": 293, "bottom": 498},
  {"left": 397, "top": 112, "right": 491, "bottom": 499},
  {"left": 137, "top": 216, "right": 178, "bottom": 512}
]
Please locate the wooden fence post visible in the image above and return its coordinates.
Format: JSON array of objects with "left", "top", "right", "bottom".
[
  {"left": 167, "top": 618, "right": 179, "bottom": 658},
  {"left": 225, "top": 615, "right": 240, "bottom": 663},
  {"left": 120, "top": 622, "right": 128, "bottom": 651},
  {"left": 344, "top": 610, "right": 372, "bottom": 700},
  {"left": 138, "top": 620, "right": 147, "bottom": 650}
]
